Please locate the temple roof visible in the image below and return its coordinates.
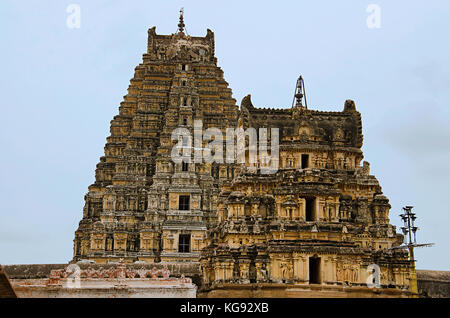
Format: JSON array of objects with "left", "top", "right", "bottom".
[{"left": 239, "top": 95, "right": 363, "bottom": 149}]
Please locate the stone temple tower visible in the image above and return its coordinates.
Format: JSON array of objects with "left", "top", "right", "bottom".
[
  {"left": 73, "top": 14, "right": 238, "bottom": 263},
  {"left": 73, "top": 14, "right": 415, "bottom": 297},
  {"left": 199, "top": 94, "right": 413, "bottom": 297}
]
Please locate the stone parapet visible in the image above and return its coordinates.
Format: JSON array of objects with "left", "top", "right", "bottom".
[
  {"left": 417, "top": 270, "right": 450, "bottom": 298},
  {"left": 4, "top": 262, "right": 199, "bottom": 298}
]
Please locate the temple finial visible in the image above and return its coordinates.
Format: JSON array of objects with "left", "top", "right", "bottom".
[{"left": 178, "top": 8, "right": 185, "bottom": 33}]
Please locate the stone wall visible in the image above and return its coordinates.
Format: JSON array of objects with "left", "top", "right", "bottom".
[
  {"left": 4, "top": 262, "right": 201, "bottom": 281},
  {"left": 11, "top": 278, "right": 196, "bottom": 298},
  {"left": 417, "top": 270, "right": 450, "bottom": 298},
  {"left": 198, "top": 283, "right": 410, "bottom": 298},
  {"left": 4, "top": 264, "right": 449, "bottom": 297},
  {"left": 3, "top": 262, "right": 201, "bottom": 298}
]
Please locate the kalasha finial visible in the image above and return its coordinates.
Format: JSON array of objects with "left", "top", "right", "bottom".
[{"left": 178, "top": 8, "right": 185, "bottom": 33}]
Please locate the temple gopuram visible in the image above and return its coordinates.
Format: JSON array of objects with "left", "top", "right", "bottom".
[
  {"left": 72, "top": 13, "right": 415, "bottom": 297},
  {"left": 199, "top": 95, "right": 412, "bottom": 297},
  {"left": 73, "top": 14, "right": 238, "bottom": 264}
]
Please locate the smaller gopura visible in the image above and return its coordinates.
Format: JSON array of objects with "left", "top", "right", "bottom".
[{"left": 200, "top": 89, "right": 413, "bottom": 297}]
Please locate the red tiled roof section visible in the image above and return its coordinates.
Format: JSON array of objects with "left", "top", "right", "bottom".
[{"left": 0, "top": 265, "right": 17, "bottom": 298}]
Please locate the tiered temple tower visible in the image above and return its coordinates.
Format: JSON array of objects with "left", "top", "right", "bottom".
[
  {"left": 73, "top": 14, "right": 238, "bottom": 263},
  {"left": 199, "top": 93, "right": 413, "bottom": 296},
  {"left": 73, "top": 15, "right": 414, "bottom": 297}
]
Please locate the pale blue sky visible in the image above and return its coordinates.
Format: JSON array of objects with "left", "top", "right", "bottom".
[{"left": 0, "top": 1, "right": 449, "bottom": 270}]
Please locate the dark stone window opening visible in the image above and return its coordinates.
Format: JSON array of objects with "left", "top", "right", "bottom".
[
  {"left": 305, "top": 197, "right": 315, "bottom": 221},
  {"left": 309, "top": 256, "right": 321, "bottom": 284},
  {"left": 301, "top": 154, "right": 309, "bottom": 169},
  {"left": 178, "top": 234, "right": 190, "bottom": 253},
  {"left": 179, "top": 195, "right": 190, "bottom": 210}
]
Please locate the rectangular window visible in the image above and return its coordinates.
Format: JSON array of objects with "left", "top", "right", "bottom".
[
  {"left": 309, "top": 256, "right": 321, "bottom": 284},
  {"left": 305, "top": 197, "right": 315, "bottom": 221},
  {"left": 179, "top": 195, "right": 190, "bottom": 210},
  {"left": 178, "top": 234, "right": 190, "bottom": 253},
  {"left": 301, "top": 154, "right": 309, "bottom": 169},
  {"left": 182, "top": 162, "right": 189, "bottom": 172}
]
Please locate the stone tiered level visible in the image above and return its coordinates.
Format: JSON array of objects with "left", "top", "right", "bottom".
[{"left": 199, "top": 97, "right": 412, "bottom": 296}]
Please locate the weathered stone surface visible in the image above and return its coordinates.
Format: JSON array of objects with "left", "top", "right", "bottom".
[
  {"left": 71, "top": 16, "right": 416, "bottom": 297},
  {"left": 4, "top": 262, "right": 201, "bottom": 281},
  {"left": 73, "top": 22, "right": 238, "bottom": 264},
  {"left": 199, "top": 94, "right": 413, "bottom": 296},
  {"left": 417, "top": 270, "right": 450, "bottom": 298},
  {"left": 12, "top": 283, "right": 195, "bottom": 298},
  {"left": 6, "top": 262, "right": 198, "bottom": 298},
  {"left": 197, "top": 283, "right": 409, "bottom": 298},
  {"left": 0, "top": 265, "right": 17, "bottom": 298}
]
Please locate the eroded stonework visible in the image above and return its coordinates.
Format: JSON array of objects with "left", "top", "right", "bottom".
[
  {"left": 73, "top": 19, "right": 414, "bottom": 297},
  {"left": 74, "top": 24, "right": 238, "bottom": 263},
  {"left": 9, "top": 262, "right": 196, "bottom": 298},
  {"left": 199, "top": 97, "right": 412, "bottom": 296}
]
